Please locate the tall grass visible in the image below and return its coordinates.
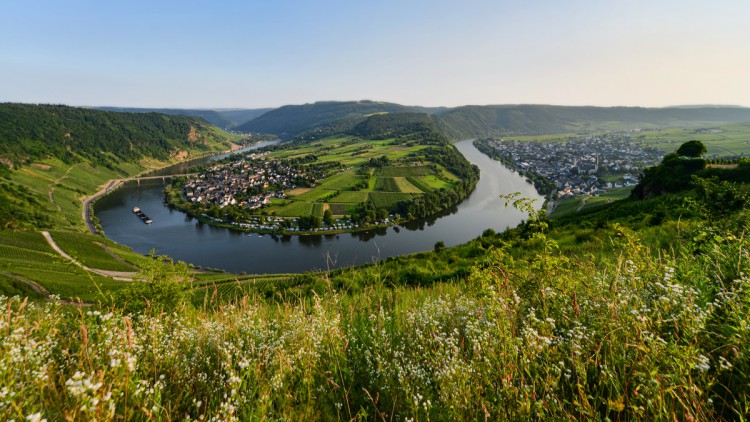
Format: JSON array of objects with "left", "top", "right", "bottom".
[{"left": 1, "top": 221, "right": 748, "bottom": 420}]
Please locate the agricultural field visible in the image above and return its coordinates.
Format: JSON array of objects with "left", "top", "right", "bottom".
[
  {"left": 327, "top": 203, "right": 348, "bottom": 215},
  {"left": 254, "top": 136, "right": 458, "bottom": 222},
  {"left": 332, "top": 191, "right": 370, "bottom": 203},
  {"left": 635, "top": 123, "right": 750, "bottom": 157},
  {"left": 316, "top": 171, "right": 364, "bottom": 190},
  {"left": 268, "top": 137, "right": 429, "bottom": 167},
  {"left": 312, "top": 203, "right": 326, "bottom": 218},
  {"left": 48, "top": 230, "right": 136, "bottom": 272},
  {"left": 419, "top": 175, "right": 452, "bottom": 190},
  {"left": 375, "top": 166, "right": 433, "bottom": 177},
  {"left": 369, "top": 192, "right": 414, "bottom": 210},
  {"left": 501, "top": 123, "right": 750, "bottom": 158},
  {"left": 271, "top": 201, "right": 314, "bottom": 217},
  {"left": 551, "top": 186, "right": 634, "bottom": 217},
  {"left": 392, "top": 177, "right": 423, "bottom": 193},
  {"left": 406, "top": 176, "right": 435, "bottom": 192},
  {"left": 0, "top": 231, "right": 127, "bottom": 302}
]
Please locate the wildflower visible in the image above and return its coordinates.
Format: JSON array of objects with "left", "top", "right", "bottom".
[
  {"left": 694, "top": 355, "right": 710, "bottom": 372},
  {"left": 26, "top": 413, "right": 47, "bottom": 422},
  {"left": 719, "top": 356, "right": 733, "bottom": 370}
]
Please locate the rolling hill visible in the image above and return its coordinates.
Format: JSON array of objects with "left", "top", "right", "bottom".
[
  {"left": 436, "top": 104, "right": 750, "bottom": 139},
  {"left": 235, "top": 100, "right": 431, "bottom": 137},
  {"left": 235, "top": 101, "right": 750, "bottom": 141},
  {"left": 95, "top": 106, "right": 273, "bottom": 129}
]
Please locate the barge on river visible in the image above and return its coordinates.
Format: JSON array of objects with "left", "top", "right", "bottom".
[{"left": 132, "top": 207, "right": 153, "bottom": 224}]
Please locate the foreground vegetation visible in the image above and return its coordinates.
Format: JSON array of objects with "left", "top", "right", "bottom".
[
  {"left": 2, "top": 169, "right": 750, "bottom": 419},
  {"left": 2, "top": 104, "right": 750, "bottom": 419}
]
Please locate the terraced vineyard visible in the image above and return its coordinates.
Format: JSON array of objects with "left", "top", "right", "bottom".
[
  {"left": 0, "top": 231, "right": 126, "bottom": 301},
  {"left": 226, "top": 137, "right": 465, "bottom": 224},
  {"left": 48, "top": 230, "right": 136, "bottom": 272}
]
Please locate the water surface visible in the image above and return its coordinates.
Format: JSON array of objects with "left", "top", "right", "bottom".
[{"left": 94, "top": 139, "right": 542, "bottom": 273}]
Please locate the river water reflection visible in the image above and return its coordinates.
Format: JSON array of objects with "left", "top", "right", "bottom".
[{"left": 94, "top": 139, "right": 542, "bottom": 273}]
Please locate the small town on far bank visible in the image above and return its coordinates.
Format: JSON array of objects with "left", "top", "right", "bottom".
[{"left": 476, "top": 132, "right": 665, "bottom": 200}]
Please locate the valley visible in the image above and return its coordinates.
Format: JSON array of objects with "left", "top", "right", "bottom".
[{"left": 0, "top": 103, "right": 749, "bottom": 420}]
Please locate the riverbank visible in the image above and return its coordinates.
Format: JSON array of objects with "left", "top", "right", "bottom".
[
  {"left": 163, "top": 176, "right": 476, "bottom": 237},
  {"left": 81, "top": 141, "right": 275, "bottom": 236},
  {"left": 93, "top": 139, "right": 541, "bottom": 274}
]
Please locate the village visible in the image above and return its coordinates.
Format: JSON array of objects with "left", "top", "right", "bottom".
[
  {"left": 181, "top": 152, "right": 315, "bottom": 209},
  {"left": 482, "top": 132, "right": 664, "bottom": 199},
  {"left": 178, "top": 152, "right": 375, "bottom": 233}
]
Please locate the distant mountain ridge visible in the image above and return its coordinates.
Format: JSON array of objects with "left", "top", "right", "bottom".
[
  {"left": 94, "top": 107, "right": 272, "bottom": 130},
  {"left": 237, "top": 101, "right": 750, "bottom": 140},
  {"left": 235, "top": 100, "right": 434, "bottom": 137},
  {"left": 435, "top": 104, "right": 750, "bottom": 139}
]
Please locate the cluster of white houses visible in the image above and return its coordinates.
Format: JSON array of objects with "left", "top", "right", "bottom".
[
  {"left": 486, "top": 132, "right": 664, "bottom": 198},
  {"left": 182, "top": 157, "right": 317, "bottom": 209}
]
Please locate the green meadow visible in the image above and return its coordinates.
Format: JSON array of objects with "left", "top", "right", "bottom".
[{"left": 259, "top": 137, "right": 458, "bottom": 218}]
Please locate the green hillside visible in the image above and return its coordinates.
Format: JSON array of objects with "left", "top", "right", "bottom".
[
  {"left": 213, "top": 108, "right": 274, "bottom": 128},
  {"left": 95, "top": 106, "right": 274, "bottom": 129},
  {"left": 235, "top": 100, "right": 423, "bottom": 137},
  {"left": 235, "top": 101, "right": 750, "bottom": 141},
  {"left": 437, "top": 104, "right": 750, "bottom": 139},
  {"left": 0, "top": 103, "right": 231, "bottom": 168},
  {"left": 2, "top": 106, "right": 750, "bottom": 419},
  {"left": 95, "top": 106, "right": 233, "bottom": 129},
  {"left": 2, "top": 149, "right": 750, "bottom": 419},
  {"left": 0, "top": 103, "right": 240, "bottom": 230}
]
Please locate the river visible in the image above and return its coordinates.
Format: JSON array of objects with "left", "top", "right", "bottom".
[{"left": 93, "top": 139, "right": 542, "bottom": 273}]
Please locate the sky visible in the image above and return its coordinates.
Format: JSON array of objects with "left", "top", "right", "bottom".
[{"left": 1, "top": 0, "right": 749, "bottom": 109}]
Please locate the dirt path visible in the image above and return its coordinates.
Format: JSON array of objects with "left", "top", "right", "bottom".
[
  {"left": 48, "top": 165, "right": 75, "bottom": 212},
  {"left": 81, "top": 179, "right": 123, "bottom": 234},
  {"left": 41, "top": 231, "right": 136, "bottom": 281},
  {"left": 575, "top": 195, "right": 590, "bottom": 213}
]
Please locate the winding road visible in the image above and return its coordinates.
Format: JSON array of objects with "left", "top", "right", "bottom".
[{"left": 41, "top": 231, "right": 136, "bottom": 281}]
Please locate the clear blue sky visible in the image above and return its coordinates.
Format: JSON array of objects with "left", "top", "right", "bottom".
[{"left": 1, "top": 0, "right": 749, "bottom": 108}]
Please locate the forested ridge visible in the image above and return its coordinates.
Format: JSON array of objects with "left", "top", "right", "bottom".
[
  {"left": 236, "top": 101, "right": 750, "bottom": 141},
  {"left": 0, "top": 103, "right": 218, "bottom": 169}
]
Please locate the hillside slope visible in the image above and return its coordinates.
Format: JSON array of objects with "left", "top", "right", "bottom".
[
  {"left": 0, "top": 103, "right": 237, "bottom": 229},
  {"left": 236, "top": 100, "right": 425, "bottom": 137},
  {"left": 437, "top": 104, "right": 750, "bottom": 139},
  {"left": 3, "top": 166, "right": 749, "bottom": 420},
  {"left": 0, "top": 103, "right": 227, "bottom": 168},
  {"left": 236, "top": 101, "right": 750, "bottom": 140}
]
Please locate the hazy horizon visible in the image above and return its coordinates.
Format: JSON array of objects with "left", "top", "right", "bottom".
[{"left": 2, "top": 0, "right": 749, "bottom": 109}]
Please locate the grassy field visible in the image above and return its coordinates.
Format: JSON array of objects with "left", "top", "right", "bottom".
[
  {"left": 551, "top": 186, "right": 634, "bottom": 217},
  {"left": 500, "top": 123, "right": 750, "bottom": 158},
  {"left": 3, "top": 202, "right": 748, "bottom": 420},
  {"left": 258, "top": 137, "right": 457, "bottom": 220},
  {"left": 333, "top": 191, "right": 370, "bottom": 203},
  {"left": 369, "top": 192, "right": 414, "bottom": 210},
  {"left": 49, "top": 231, "right": 136, "bottom": 272},
  {"left": 420, "top": 175, "right": 452, "bottom": 190},
  {"left": 634, "top": 123, "right": 750, "bottom": 157},
  {"left": 272, "top": 201, "right": 314, "bottom": 217},
  {"left": 0, "top": 231, "right": 127, "bottom": 302}
]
